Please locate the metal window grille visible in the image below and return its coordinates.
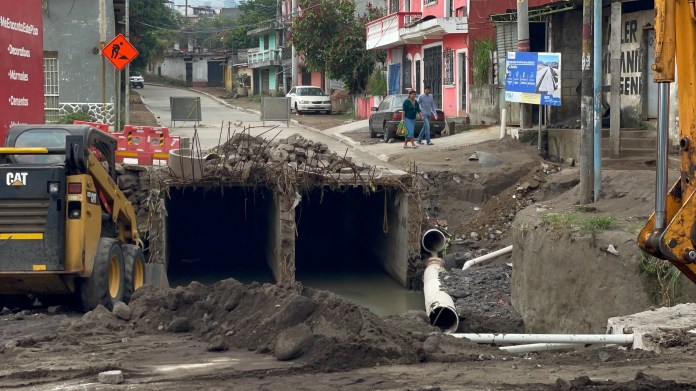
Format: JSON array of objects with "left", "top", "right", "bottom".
[
  {"left": 43, "top": 53, "right": 60, "bottom": 123},
  {"left": 443, "top": 49, "right": 454, "bottom": 85}
]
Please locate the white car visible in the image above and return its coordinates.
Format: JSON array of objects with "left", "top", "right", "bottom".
[
  {"left": 130, "top": 74, "right": 144, "bottom": 88},
  {"left": 286, "top": 86, "right": 331, "bottom": 114}
]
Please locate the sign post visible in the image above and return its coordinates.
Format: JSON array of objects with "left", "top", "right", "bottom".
[
  {"left": 505, "top": 52, "right": 562, "bottom": 149},
  {"left": 0, "top": 0, "right": 45, "bottom": 145}
]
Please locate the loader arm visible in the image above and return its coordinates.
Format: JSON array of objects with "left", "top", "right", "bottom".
[
  {"left": 638, "top": 0, "right": 696, "bottom": 284},
  {"left": 86, "top": 152, "right": 140, "bottom": 245}
]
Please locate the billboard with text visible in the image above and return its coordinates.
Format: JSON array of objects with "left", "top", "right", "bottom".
[
  {"left": 0, "top": 0, "right": 45, "bottom": 145},
  {"left": 505, "top": 52, "right": 561, "bottom": 106}
]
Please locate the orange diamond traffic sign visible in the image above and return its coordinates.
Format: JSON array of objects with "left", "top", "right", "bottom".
[{"left": 102, "top": 34, "right": 139, "bottom": 71}]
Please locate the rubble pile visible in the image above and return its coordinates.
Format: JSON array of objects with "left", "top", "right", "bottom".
[
  {"left": 114, "top": 163, "right": 154, "bottom": 234},
  {"left": 204, "top": 133, "right": 373, "bottom": 176}
]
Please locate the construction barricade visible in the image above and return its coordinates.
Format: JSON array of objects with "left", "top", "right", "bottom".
[
  {"left": 113, "top": 125, "right": 180, "bottom": 165},
  {"left": 73, "top": 120, "right": 110, "bottom": 133}
]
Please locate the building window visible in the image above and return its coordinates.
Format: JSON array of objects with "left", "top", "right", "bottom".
[
  {"left": 43, "top": 52, "right": 60, "bottom": 123},
  {"left": 424, "top": 0, "right": 437, "bottom": 5},
  {"left": 443, "top": 49, "right": 454, "bottom": 85},
  {"left": 390, "top": 0, "right": 399, "bottom": 13}
]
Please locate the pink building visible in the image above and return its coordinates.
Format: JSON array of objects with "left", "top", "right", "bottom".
[{"left": 366, "top": 0, "right": 554, "bottom": 118}]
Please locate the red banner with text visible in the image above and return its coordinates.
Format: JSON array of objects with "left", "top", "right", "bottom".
[{"left": 0, "top": 0, "right": 45, "bottom": 146}]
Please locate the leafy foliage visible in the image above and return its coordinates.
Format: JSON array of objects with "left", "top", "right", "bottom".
[
  {"left": 129, "top": 0, "right": 183, "bottom": 70},
  {"left": 471, "top": 38, "right": 496, "bottom": 85},
  {"left": 366, "top": 67, "right": 387, "bottom": 96},
  {"left": 193, "top": 0, "right": 278, "bottom": 51},
  {"left": 58, "top": 110, "right": 92, "bottom": 124},
  {"left": 290, "top": 0, "right": 385, "bottom": 93}
]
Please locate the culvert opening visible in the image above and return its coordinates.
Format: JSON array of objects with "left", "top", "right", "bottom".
[
  {"left": 294, "top": 186, "right": 422, "bottom": 315},
  {"left": 165, "top": 186, "right": 276, "bottom": 286}
]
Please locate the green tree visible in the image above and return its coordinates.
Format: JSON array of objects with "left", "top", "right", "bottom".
[
  {"left": 290, "top": 0, "right": 385, "bottom": 94},
  {"left": 128, "top": 0, "right": 183, "bottom": 70},
  {"left": 189, "top": 0, "right": 278, "bottom": 52}
]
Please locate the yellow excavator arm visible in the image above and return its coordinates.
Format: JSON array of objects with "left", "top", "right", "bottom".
[
  {"left": 86, "top": 152, "right": 141, "bottom": 246},
  {"left": 638, "top": 0, "right": 696, "bottom": 284}
]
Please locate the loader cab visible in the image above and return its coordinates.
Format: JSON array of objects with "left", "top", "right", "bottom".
[{"left": 3, "top": 125, "right": 118, "bottom": 180}]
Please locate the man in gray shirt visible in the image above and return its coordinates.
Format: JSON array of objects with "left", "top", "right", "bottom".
[{"left": 417, "top": 86, "right": 436, "bottom": 145}]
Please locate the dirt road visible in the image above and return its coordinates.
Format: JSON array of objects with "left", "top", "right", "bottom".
[{"left": 2, "top": 93, "right": 694, "bottom": 390}]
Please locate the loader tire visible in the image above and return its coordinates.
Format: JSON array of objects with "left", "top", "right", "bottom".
[
  {"left": 123, "top": 244, "right": 146, "bottom": 303},
  {"left": 80, "top": 238, "right": 126, "bottom": 311}
]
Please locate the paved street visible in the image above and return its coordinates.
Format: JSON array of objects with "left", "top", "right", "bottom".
[
  {"left": 139, "top": 84, "right": 394, "bottom": 169},
  {"left": 140, "top": 84, "right": 501, "bottom": 167}
]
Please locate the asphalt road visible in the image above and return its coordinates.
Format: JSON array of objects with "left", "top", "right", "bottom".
[{"left": 139, "top": 84, "right": 396, "bottom": 169}]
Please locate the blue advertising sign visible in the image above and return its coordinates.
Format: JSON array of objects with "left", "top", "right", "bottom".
[{"left": 505, "top": 52, "right": 562, "bottom": 107}]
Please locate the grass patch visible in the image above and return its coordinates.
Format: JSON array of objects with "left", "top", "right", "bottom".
[
  {"left": 540, "top": 212, "right": 578, "bottom": 228},
  {"left": 639, "top": 252, "right": 681, "bottom": 307},
  {"left": 540, "top": 212, "right": 615, "bottom": 237},
  {"left": 580, "top": 215, "right": 615, "bottom": 236}
]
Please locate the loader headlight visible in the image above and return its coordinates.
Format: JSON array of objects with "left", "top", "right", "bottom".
[
  {"left": 48, "top": 182, "right": 60, "bottom": 193},
  {"left": 69, "top": 209, "right": 81, "bottom": 219}
]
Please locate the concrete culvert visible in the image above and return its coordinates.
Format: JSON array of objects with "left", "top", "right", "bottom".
[
  {"left": 165, "top": 186, "right": 276, "bottom": 286},
  {"left": 294, "top": 187, "right": 409, "bottom": 286}
]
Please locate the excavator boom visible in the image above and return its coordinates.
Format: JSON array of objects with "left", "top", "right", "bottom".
[{"left": 638, "top": 0, "right": 696, "bottom": 284}]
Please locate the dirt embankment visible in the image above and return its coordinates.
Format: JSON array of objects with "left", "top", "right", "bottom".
[{"left": 511, "top": 168, "right": 696, "bottom": 333}]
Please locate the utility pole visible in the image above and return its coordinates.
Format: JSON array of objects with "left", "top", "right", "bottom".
[
  {"left": 185, "top": 0, "right": 188, "bottom": 18},
  {"left": 125, "top": 0, "right": 130, "bottom": 125},
  {"left": 516, "top": 0, "right": 531, "bottom": 128},
  {"left": 579, "top": 0, "right": 594, "bottom": 204},
  {"left": 291, "top": 0, "right": 298, "bottom": 87}
]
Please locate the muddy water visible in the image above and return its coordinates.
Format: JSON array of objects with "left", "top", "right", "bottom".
[
  {"left": 169, "top": 266, "right": 424, "bottom": 317},
  {"left": 297, "top": 271, "right": 425, "bottom": 317}
]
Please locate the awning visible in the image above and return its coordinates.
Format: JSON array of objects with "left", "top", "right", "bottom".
[{"left": 490, "top": 0, "right": 577, "bottom": 23}]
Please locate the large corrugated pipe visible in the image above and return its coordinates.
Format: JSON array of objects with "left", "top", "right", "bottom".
[{"left": 423, "top": 257, "right": 459, "bottom": 333}]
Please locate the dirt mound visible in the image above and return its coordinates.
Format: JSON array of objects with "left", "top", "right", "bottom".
[{"left": 120, "top": 279, "right": 429, "bottom": 371}]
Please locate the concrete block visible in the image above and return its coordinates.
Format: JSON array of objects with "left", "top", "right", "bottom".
[
  {"left": 607, "top": 303, "right": 696, "bottom": 353},
  {"left": 98, "top": 370, "right": 124, "bottom": 384}
]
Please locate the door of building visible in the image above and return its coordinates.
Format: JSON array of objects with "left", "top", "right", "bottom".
[
  {"left": 458, "top": 52, "right": 467, "bottom": 114},
  {"left": 207, "top": 61, "right": 224, "bottom": 87},
  {"left": 388, "top": 63, "right": 401, "bottom": 95},
  {"left": 646, "top": 29, "right": 658, "bottom": 119},
  {"left": 423, "top": 46, "right": 442, "bottom": 108},
  {"left": 185, "top": 62, "right": 193, "bottom": 87},
  {"left": 402, "top": 54, "right": 412, "bottom": 91},
  {"left": 415, "top": 60, "right": 421, "bottom": 92}
]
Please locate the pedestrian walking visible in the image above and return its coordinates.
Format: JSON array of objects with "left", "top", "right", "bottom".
[
  {"left": 417, "top": 86, "right": 436, "bottom": 145},
  {"left": 401, "top": 90, "right": 422, "bottom": 149}
]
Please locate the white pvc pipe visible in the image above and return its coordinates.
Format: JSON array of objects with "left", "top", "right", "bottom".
[
  {"left": 461, "top": 245, "right": 513, "bottom": 271},
  {"left": 423, "top": 258, "right": 459, "bottom": 333},
  {"left": 499, "top": 343, "right": 580, "bottom": 353},
  {"left": 451, "top": 333, "right": 634, "bottom": 345},
  {"left": 422, "top": 228, "right": 446, "bottom": 256}
]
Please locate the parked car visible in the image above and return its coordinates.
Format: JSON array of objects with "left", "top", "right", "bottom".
[
  {"left": 287, "top": 86, "right": 331, "bottom": 114},
  {"left": 368, "top": 94, "right": 446, "bottom": 141},
  {"left": 130, "top": 73, "right": 144, "bottom": 88}
]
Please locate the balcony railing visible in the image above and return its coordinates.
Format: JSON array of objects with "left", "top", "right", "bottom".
[
  {"left": 399, "top": 17, "right": 468, "bottom": 43},
  {"left": 365, "top": 12, "right": 421, "bottom": 50},
  {"left": 248, "top": 49, "right": 283, "bottom": 68}
]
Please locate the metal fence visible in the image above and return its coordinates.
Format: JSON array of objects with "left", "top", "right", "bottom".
[
  {"left": 169, "top": 96, "right": 202, "bottom": 127},
  {"left": 261, "top": 97, "right": 291, "bottom": 126}
]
